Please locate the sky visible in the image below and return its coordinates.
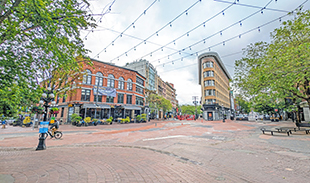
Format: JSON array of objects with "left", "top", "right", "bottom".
[{"left": 81, "top": 0, "right": 310, "bottom": 105}]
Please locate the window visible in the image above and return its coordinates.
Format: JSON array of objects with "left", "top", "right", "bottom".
[
  {"left": 94, "top": 94, "right": 102, "bottom": 102},
  {"left": 126, "top": 95, "right": 132, "bottom": 104},
  {"left": 136, "top": 76, "right": 144, "bottom": 86},
  {"left": 136, "top": 96, "right": 144, "bottom": 106},
  {"left": 61, "top": 107, "right": 64, "bottom": 117},
  {"left": 106, "top": 96, "right": 114, "bottom": 103},
  {"left": 203, "top": 61, "right": 214, "bottom": 68},
  {"left": 203, "top": 71, "right": 214, "bottom": 78},
  {"left": 62, "top": 92, "right": 66, "bottom": 103},
  {"left": 136, "top": 86, "right": 144, "bottom": 94},
  {"left": 83, "top": 69, "right": 92, "bottom": 84},
  {"left": 81, "top": 89, "right": 91, "bottom": 101},
  {"left": 205, "top": 99, "right": 216, "bottom": 104},
  {"left": 107, "top": 74, "right": 115, "bottom": 88},
  {"left": 117, "top": 93, "right": 124, "bottom": 103},
  {"left": 56, "top": 96, "right": 59, "bottom": 104},
  {"left": 118, "top": 77, "right": 124, "bottom": 89},
  {"left": 205, "top": 89, "right": 216, "bottom": 96},
  {"left": 95, "top": 72, "right": 103, "bottom": 86},
  {"left": 127, "top": 79, "right": 133, "bottom": 91},
  {"left": 204, "top": 80, "right": 215, "bottom": 86}
]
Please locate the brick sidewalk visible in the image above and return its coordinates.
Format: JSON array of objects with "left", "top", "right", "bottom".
[{"left": 1, "top": 119, "right": 309, "bottom": 182}]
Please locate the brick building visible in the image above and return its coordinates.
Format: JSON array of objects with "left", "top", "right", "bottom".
[{"left": 55, "top": 59, "right": 146, "bottom": 123}]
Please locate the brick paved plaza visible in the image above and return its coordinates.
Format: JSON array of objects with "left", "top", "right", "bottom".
[{"left": 1, "top": 119, "right": 310, "bottom": 182}]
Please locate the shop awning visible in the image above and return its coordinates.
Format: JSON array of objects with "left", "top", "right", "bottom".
[
  {"left": 123, "top": 106, "right": 141, "bottom": 110},
  {"left": 82, "top": 104, "right": 111, "bottom": 109}
]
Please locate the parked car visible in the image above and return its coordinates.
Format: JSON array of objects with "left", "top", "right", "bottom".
[{"left": 236, "top": 114, "right": 248, "bottom": 121}]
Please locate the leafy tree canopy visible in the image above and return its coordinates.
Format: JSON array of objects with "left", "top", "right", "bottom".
[{"left": 234, "top": 9, "right": 310, "bottom": 111}]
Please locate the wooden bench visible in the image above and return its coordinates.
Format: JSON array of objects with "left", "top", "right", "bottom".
[
  {"left": 276, "top": 127, "right": 309, "bottom": 134},
  {"left": 260, "top": 128, "right": 290, "bottom": 136}
]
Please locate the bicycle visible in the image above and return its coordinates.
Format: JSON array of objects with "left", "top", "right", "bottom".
[{"left": 39, "top": 129, "right": 63, "bottom": 139}]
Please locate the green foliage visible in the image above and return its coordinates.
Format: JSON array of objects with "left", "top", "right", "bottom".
[
  {"left": 120, "top": 117, "right": 130, "bottom": 123},
  {"left": 180, "top": 105, "right": 202, "bottom": 115},
  {"left": 234, "top": 10, "right": 310, "bottom": 111},
  {"left": 0, "top": 0, "right": 98, "bottom": 116},
  {"left": 235, "top": 96, "right": 251, "bottom": 114},
  {"left": 71, "top": 113, "right": 82, "bottom": 123},
  {"left": 158, "top": 96, "right": 173, "bottom": 113},
  {"left": 92, "top": 118, "right": 98, "bottom": 123},
  {"left": 141, "top": 114, "right": 147, "bottom": 121},
  {"left": 84, "top": 117, "right": 91, "bottom": 123},
  {"left": 136, "top": 115, "right": 141, "bottom": 122}
]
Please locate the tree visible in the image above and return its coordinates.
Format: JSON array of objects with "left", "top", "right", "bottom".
[
  {"left": 234, "top": 10, "right": 310, "bottom": 122},
  {"left": 235, "top": 96, "right": 251, "bottom": 114},
  {"left": 158, "top": 96, "right": 172, "bottom": 114}
]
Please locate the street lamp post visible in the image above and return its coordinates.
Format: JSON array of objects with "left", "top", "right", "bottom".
[
  {"left": 36, "top": 87, "right": 55, "bottom": 151},
  {"left": 222, "top": 104, "right": 225, "bottom": 123}
]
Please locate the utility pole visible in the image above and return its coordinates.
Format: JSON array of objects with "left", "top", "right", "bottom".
[{"left": 192, "top": 96, "right": 198, "bottom": 120}]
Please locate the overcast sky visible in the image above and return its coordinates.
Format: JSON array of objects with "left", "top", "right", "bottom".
[{"left": 81, "top": 0, "right": 310, "bottom": 105}]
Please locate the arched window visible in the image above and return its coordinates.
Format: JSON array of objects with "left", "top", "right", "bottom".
[
  {"left": 107, "top": 74, "right": 115, "bottom": 88},
  {"left": 95, "top": 72, "right": 103, "bottom": 86},
  {"left": 118, "top": 77, "right": 124, "bottom": 89},
  {"left": 127, "top": 79, "right": 133, "bottom": 91},
  {"left": 83, "top": 69, "right": 92, "bottom": 84}
]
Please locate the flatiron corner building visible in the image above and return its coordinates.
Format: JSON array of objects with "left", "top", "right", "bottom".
[{"left": 198, "top": 52, "right": 232, "bottom": 121}]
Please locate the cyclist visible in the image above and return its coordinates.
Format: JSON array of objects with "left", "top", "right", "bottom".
[{"left": 49, "top": 117, "right": 59, "bottom": 137}]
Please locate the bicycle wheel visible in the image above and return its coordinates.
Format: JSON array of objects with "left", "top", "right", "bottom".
[{"left": 54, "top": 131, "right": 63, "bottom": 139}]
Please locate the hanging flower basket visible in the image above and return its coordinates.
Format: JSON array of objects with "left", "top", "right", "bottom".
[
  {"left": 31, "top": 106, "right": 45, "bottom": 114},
  {"left": 50, "top": 107, "right": 59, "bottom": 114}
]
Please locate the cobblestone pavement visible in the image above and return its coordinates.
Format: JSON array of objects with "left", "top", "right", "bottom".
[{"left": 1, "top": 119, "right": 310, "bottom": 182}]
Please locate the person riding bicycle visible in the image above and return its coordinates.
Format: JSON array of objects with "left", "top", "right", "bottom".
[{"left": 49, "top": 117, "right": 59, "bottom": 137}]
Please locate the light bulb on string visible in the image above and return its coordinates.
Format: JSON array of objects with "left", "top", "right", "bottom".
[
  {"left": 173, "top": 40, "right": 176, "bottom": 45},
  {"left": 132, "top": 23, "right": 135, "bottom": 28},
  {"left": 161, "top": 47, "right": 163, "bottom": 51},
  {"left": 186, "top": 11, "right": 188, "bottom": 15},
  {"left": 261, "top": 10, "right": 263, "bottom": 14},
  {"left": 92, "top": 30, "right": 94, "bottom": 33},
  {"left": 150, "top": 53, "right": 152, "bottom": 57},
  {"left": 222, "top": 11, "right": 224, "bottom": 15},
  {"left": 144, "top": 10, "right": 146, "bottom": 14},
  {"left": 189, "top": 46, "right": 191, "bottom": 50},
  {"left": 85, "top": 37, "right": 87, "bottom": 40},
  {"left": 203, "top": 39, "right": 206, "bottom": 44},
  {"left": 97, "top": 55, "right": 99, "bottom": 58},
  {"left": 117, "top": 57, "right": 119, "bottom": 61},
  {"left": 223, "top": 41, "right": 225, "bottom": 46},
  {"left": 170, "top": 22, "right": 172, "bottom": 27},
  {"left": 134, "top": 47, "right": 136, "bottom": 51},
  {"left": 168, "top": 55, "right": 170, "bottom": 59},
  {"left": 239, "top": 21, "right": 242, "bottom": 26},
  {"left": 125, "top": 52, "right": 127, "bottom": 56},
  {"left": 196, "top": 52, "right": 198, "bottom": 56},
  {"left": 203, "top": 23, "right": 205, "bottom": 27},
  {"left": 220, "top": 31, "right": 222, "bottom": 36},
  {"left": 258, "top": 27, "right": 261, "bottom": 32},
  {"left": 144, "top": 40, "right": 146, "bottom": 44},
  {"left": 156, "top": 32, "right": 159, "bottom": 36},
  {"left": 172, "top": 61, "right": 174, "bottom": 64},
  {"left": 120, "top": 33, "right": 122, "bottom": 37},
  {"left": 104, "top": 49, "right": 106, "bottom": 52},
  {"left": 279, "top": 18, "right": 281, "bottom": 22},
  {"left": 239, "top": 35, "right": 241, "bottom": 38},
  {"left": 112, "top": 41, "right": 114, "bottom": 46},
  {"left": 179, "top": 51, "right": 181, "bottom": 55}
]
